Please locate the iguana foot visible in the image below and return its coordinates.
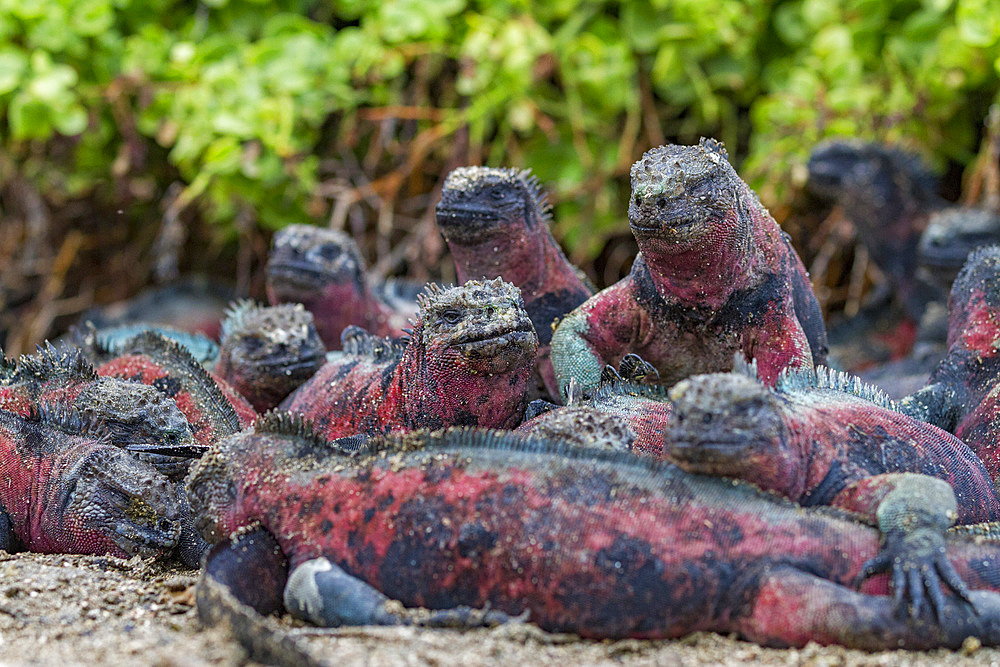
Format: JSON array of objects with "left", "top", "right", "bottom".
[
  {"left": 285, "top": 557, "right": 525, "bottom": 629},
  {"left": 859, "top": 527, "right": 976, "bottom": 620}
]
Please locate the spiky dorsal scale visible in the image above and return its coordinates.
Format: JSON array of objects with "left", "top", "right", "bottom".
[
  {"left": 10, "top": 342, "right": 98, "bottom": 385},
  {"left": 253, "top": 410, "right": 363, "bottom": 459},
  {"left": 220, "top": 299, "right": 259, "bottom": 343},
  {"left": 515, "top": 168, "right": 553, "bottom": 227},
  {"left": 775, "top": 364, "right": 899, "bottom": 412},
  {"left": 115, "top": 331, "right": 243, "bottom": 433},
  {"left": 9, "top": 401, "right": 112, "bottom": 444},
  {"left": 339, "top": 326, "right": 408, "bottom": 364}
]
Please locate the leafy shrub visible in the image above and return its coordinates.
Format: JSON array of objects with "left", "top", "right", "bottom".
[{"left": 2, "top": 0, "right": 999, "bottom": 267}]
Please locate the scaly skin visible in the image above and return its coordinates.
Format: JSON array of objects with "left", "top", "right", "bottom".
[
  {"left": 0, "top": 344, "right": 196, "bottom": 461},
  {"left": 265, "top": 224, "right": 418, "bottom": 348},
  {"left": 64, "top": 321, "right": 221, "bottom": 367},
  {"left": 436, "top": 167, "right": 595, "bottom": 398},
  {"left": 901, "top": 246, "right": 1000, "bottom": 480},
  {"left": 280, "top": 279, "right": 537, "bottom": 439},
  {"left": 551, "top": 139, "right": 826, "bottom": 397},
  {"left": 96, "top": 331, "right": 256, "bottom": 448},
  {"left": 664, "top": 367, "right": 1000, "bottom": 528},
  {"left": 517, "top": 356, "right": 673, "bottom": 457},
  {"left": 0, "top": 406, "right": 181, "bottom": 558},
  {"left": 214, "top": 301, "right": 326, "bottom": 412},
  {"left": 188, "top": 421, "right": 1000, "bottom": 649}
]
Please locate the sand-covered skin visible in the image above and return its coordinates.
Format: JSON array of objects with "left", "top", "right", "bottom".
[{"left": 1, "top": 551, "right": 999, "bottom": 666}]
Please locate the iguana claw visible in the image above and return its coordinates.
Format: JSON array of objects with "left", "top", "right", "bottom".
[{"left": 859, "top": 528, "right": 976, "bottom": 621}]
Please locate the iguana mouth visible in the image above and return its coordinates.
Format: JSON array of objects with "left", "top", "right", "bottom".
[
  {"left": 267, "top": 261, "right": 347, "bottom": 288},
  {"left": 114, "top": 516, "right": 182, "bottom": 557},
  {"left": 668, "top": 439, "right": 746, "bottom": 463},
  {"left": 453, "top": 321, "right": 535, "bottom": 349}
]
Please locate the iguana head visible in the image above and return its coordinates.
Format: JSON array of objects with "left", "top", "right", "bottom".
[
  {"left": 806, "top": 140, "right": 937, "bottom": 230},
  {"left": 49, "top": 440, "right": 182, "bottom": 559},
  {"left": 76, "top": 377, "right": 194, "bottom": 449},
  {"left": 436, "top": 167, "right": 551, "bottom": 245},
  {"left": 216, "top": 301, "right": 326, "bottom": 412},
  {"left": 628, "top": 138, "right": 740, "bottom": 248},
  {"left": 266, "top": 224, "right": 367, "bottom": 299},
  {"left": 664, "top": 372, "right": 802, "bottom": 497},
  {"left": 919, "top": 209, "right": 1000, "bottom": 285},
  {"left": 416, "top": 278, "right": 537, "bottom": 375}
]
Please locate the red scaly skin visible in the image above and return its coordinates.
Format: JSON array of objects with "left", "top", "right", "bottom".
[
  {"left": 900, "top": 246, "right": 1000, "bottom": 479},
  {"left": 551, "top": 139, "right": 825, "bottom": 397},
  {"left": 265, "top": 224, "right": 416, "bottom": 348},
  {"left": 187, "top": 425, "right": 1000, "bottom": 648},
  {"left": 94, "top": 332, "right": 256, "bottom": 448},
  {"left": 280, "top": 279, "right": 537, "bottom": 439},
  {"left": 0, "top": 409, "right": 181, "bottom": 558},
  {"left": 665, "top": 370, "right": 1000, "bottom": 525},
  {"left": 436, "top": 167, "right": 594, "bottom": 398}
]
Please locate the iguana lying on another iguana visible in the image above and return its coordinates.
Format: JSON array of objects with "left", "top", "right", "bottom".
[
  {"left": 551, "top": 138, "right": 827, "bottom": 397},
  {"left": 189, "top": 419, "right": 1000, "bottom": 659},
  {"left": 281, "top": 278, "right": 537, "bottom": 439}
]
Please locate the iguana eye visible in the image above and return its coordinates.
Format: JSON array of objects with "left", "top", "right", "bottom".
[
  {"left": 701, "top": 413, "right": 712, "bottom": 424},
  {"left": 657, "top": 197, "right": 667, "bottom": 208},
  {"left": 441, "top": 309, "right": 463, "bottom": 325}
]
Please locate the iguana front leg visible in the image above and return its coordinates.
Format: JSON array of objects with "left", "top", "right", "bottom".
[
  {"left": 830, "top": 473, "right": 973, "bottom": 619},
  {"left": 744, "top": 300, "right": 813, "bottom": 386},
  {"left": 551, "top": 282, "right": 640, "bottom": 400},
  {"left": 284, "top": 557, "right": 522, "bottom": 629}
]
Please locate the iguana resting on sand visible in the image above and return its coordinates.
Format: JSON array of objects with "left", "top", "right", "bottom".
[
  {"left": 900, "top": 246, "right": 1000, "bottom": 481},
  {"left": 0, "top": 405, "right": 181, "bottom": 558},
  {"left": 280, "top": 279, "right": 537, "bottom": 439},
  {"left": 551, "top": 138, "right": 827, "bottom": 397},
  {"left": 266, "top": 224, "right": 419, "bottom": 348},
  {"left": 189, "top": 419, "right": 1000, "bottom": 655},
  {"left": 664, "top": 365, "right": 1000, "bottom": 526},
  {"left": 96, "top": 331, "right": 257, "bottom": 447},
  {"left": 436, "top": 166, "right": 595, "bottom": 398},
  {"left": 214, "top": 301, "right": 326, "bottom": 412}
]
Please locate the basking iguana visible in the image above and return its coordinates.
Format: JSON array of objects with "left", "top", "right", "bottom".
[
  {"left": 517, "top": 354, "right": 672, "bottom": 457},
  {"left": 0, "top": 343, "right": 198, "bottom": 471},
  {"left": 266, "top": 224, "right": 418, "bottom": 349},
  {"left": 214, "top": 301, "right": 326, "bottom": 412},
  {"left": 96, "top": 331, "right": 257, "bottom": 446},
  {"left": 900, "top": 245, "right": 1000, "bottom": 480},
  {"left": 664, "top": 364, "right": 1000, "bottom": 529},
  {"left": 280, "top": 278, "right": 537, "bottom": 439},
  {"left": 919, "top": 208, "right": 1000, "bottom": 289},
  {"left": 551, "top": 138, "right": 827, "bottom": 397},
  {"left": 0, "top": 405, "right": 181, "bottom": 558},
  {"left": 436, "top": 166, "right": 595, "bottom": 398},
  {"left": 189, "top": 419, "right": 1000, "bottom": 653}
]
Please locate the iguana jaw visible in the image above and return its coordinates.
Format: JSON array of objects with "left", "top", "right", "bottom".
[
  {"left": 436, "top": 167, "right": 534, "bottom": 244},
  {"left": 60, "top": 447, "right": 182, "bottom": 558},
  {"left": 266, "top": 225, "right": 366, "bottom": 293}
]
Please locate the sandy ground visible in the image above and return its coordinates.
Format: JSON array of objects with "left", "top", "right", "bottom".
[{"left": 2, "top": 551, "right": 1000, "bottom": 667}]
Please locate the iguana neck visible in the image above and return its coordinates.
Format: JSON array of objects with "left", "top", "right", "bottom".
[{"left": 450, "top": 226, "right": 548, "bottom": 294}]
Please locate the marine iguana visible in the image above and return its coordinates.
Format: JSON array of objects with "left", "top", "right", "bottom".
[
  {"left": 95, "top": 331, "right": 257, "bottom": 447},
  {"left": 0, "top": 343, "right": 197, "bottom": 469},
  {"left": 214, "top": 301, "right": 326, "bottom": 412},
  {"left": 280, "top": 279, "right": 537, "bottom": 439},
  {"left": 435, "top": 167, "right": 595, "bottom": 398},
  {"left": 0, "top": 405, "right": 181, "bottom": 558},
  {"left": 188, "top": 419, "right": 1000, "bottom": 651},
  {"left": 664, "top": 365, "right": 1000, "bottom": 528},
  {"left": 550, "top": 138, "right": 827, "bottom": 397},
  {"left": 517, "top": 354, "right": 672, "bottom": 456},
  {"left": 900, "top": 246, "right": 1000, "bottom": 480},
  {"left": 920, "top": 208, "right": 1000, "bottom": 289},
  {"left": 806, "top": 139, "right": 945, "bottom": 321},
  {"left": 265, "top": 224, "right": 418, "bottom": 348}
]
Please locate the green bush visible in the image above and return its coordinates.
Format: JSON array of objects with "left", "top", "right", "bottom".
[{"left": 2, "top": 0, "right": 999, "bottom": 264}]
